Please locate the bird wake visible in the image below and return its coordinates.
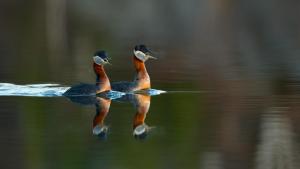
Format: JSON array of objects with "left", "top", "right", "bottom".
[{"left": 0, "top": 83, "right": 70, "bottom": 97}]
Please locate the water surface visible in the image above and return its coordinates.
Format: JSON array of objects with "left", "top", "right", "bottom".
[{"left": 1, "top": 80, "right": 299, "bottom": 169}]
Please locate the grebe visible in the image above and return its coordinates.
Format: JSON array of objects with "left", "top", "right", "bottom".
[
  {"left": 111, "top": 44, "right": 156, "bottom": 92},
  {"left": 63, "top": 50, "right": 111, "bottom": 96}
]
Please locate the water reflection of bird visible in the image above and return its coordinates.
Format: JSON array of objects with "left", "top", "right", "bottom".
[
  {"left": 117, "top": 93, "right": 153, "bottom": 139},
  {"left": 63, "top": 50, "right": 111, "bottom": 96},
  {"left": 92, "top": 97, "right": 111, "bottom": 139},
  {"left": 111, "top": 44, "right": 156, "bottom": 92},
  {"left": 131, "top": 94, "right": 152, "bottom": 140},
  {"left": 65, "top": 93, "right": 153, "bottom": 140},
  {"left": 65, "top": 95, "right": 111, "bottom": 139}
]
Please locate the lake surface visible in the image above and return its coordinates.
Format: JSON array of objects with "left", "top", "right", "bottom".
[{"left": 0, "top": 78, "right": 299, "bottom": 169}]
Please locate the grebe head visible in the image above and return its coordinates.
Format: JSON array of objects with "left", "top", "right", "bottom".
[
  {"left": 133, "top": 44, "right": 157, "bottom": 62},
  {"left": 93, "top": 50, "right": 110, "bottom": 65}
]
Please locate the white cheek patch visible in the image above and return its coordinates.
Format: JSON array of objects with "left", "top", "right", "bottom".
[
  {"left": 134, "top": 50, "right": 147, "bottom": 62},
  {"left": 93, "top": 56, "right": 106, "bottom": 65}
]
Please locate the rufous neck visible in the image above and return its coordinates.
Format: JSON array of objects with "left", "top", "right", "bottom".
[
  {"left": 133, "top": 56, "right": 150, "bottom": 89},
  {"left": 133, "top": 56, "right": 147, "bottom": 71},
  {"left": 93, "top": 63, "right": 111, "bottom": 92}
]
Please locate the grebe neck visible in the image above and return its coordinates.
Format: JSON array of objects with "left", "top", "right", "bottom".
[
  {"left": 93, "top": 63, "right": 111, "bottom": 93},
  {"left": 133, "top": 56, "right": 150, "bottom": 89}
]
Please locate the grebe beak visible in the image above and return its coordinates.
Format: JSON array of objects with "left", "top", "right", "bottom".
[
  {"left": 145, "top": 48, "right": 157, "bottom": 60},
  {"left": 106, "top": 57, "right": 112, "bottom": 65},
  {"left": 147, "top": 55, "right": 157, "bottom": 60}
]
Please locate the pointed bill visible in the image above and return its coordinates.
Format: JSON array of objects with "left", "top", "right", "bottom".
[
  {"left": 147, "top": 55, "right": 157, "bottom": 59},
  {"left": 145, "top": 47, "right": 157, "bottom": 59}
]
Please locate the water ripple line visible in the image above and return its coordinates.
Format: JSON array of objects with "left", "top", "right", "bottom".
[
  {"left": 0, "top": 83, "right": 70, "bottom": 97},
  {"left": 0, "top": 83, "right": 206, "bottom": 97}
]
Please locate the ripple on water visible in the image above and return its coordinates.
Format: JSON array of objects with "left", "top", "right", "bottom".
[
  {"left": 0, "top": 83, "right": 70, "bottom": 97},
  {"left": 0, "top": 83, "right": 167, "bottom": 98}
]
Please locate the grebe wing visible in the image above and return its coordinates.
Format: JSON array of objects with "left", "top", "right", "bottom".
[
  {"left": 63, "top": 83, "right": 97, "bottom": 96},
  {"left": 111, "top": 81, "right": 135, "bottom": 92}
]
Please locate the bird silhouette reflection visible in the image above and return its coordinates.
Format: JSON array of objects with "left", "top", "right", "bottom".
[
  {"left": 65, "top": 93, "right": 153, "bottom": 140},
  {"left": 92, "top": 97, "right": 111, "bottom": 139},
  {"left": 118, "top": 94, "right": 152, "bottom": 140}
]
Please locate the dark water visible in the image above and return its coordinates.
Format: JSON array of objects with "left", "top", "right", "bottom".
[
  {"left": 0, "top": 87, "right": 206, "bottom": 169},
  {"left": 1, "top": 80, "right": 300, "bottom": 169}
]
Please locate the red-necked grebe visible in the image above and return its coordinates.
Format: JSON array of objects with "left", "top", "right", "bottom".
[
  {"left": 63, "top": 50, "right": 111, "bottom": 96},
  {"left": 111, "top": 44, "right": 156, "bottom": 92}
]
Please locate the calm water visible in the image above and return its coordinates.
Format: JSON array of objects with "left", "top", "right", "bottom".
[{"left": 0, "top": 78, "right": 299, "bottom": 169}]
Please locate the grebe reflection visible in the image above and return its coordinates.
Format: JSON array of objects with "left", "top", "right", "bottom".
[
  {"left": 131, "top": 94, "right": 153, "bottom": 140},
  {"left": 66, "top": 93, "right": 153, "bottom": 140},
  {"left": 92, "top": 97, "right": 111, "bottom": 139},
  {"left": 117, "top": 93, "right": 153, "bottom": 139}
]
